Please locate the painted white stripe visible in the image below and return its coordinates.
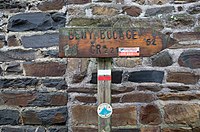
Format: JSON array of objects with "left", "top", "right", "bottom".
[
  {"left": 119, "top": 47, "right": 139, "bottom": 52},
  {"left": 98, "top": 70, "right": 111, "bottom": 76}
]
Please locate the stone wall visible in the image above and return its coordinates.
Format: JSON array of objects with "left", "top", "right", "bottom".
[{"left": 0, "top": 0, "right": 200, "bottom": 131}]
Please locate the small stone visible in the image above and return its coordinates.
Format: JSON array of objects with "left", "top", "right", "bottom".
[
  {"left": 116, "top": 0, "right": 124, "bottom": 4},
  {"left": 164, "top": 104, "right": 200, "bottom": 125},
  {"left": 46, "top": 93, "right": 68, "bottom": 106},
  {"left": 42, "top": 78, "right": 67, "bottom": 90},
  {"left": 8, "top": 12, "right": 66, "bottom": 32},
  {"left": 114, "top": 58, "right": 142, "bottom": 68},
  {"left": 145, "top": 6, "right": 175, "bottom": 17},
  {"left": 128, "top": 70, "right": 164, "bottom": 83},
  {"left": 167, "top": 72, "right": 199, "bottom": 84},
  {"left": 133, "top": 0, "right": 145, "bottom": 5},
  {"left": 23, "top": 62, "right": 66, "bottom": 77},
  {"left": 0, "top": 0, "right": 27, "bottom": 13},
  {"left": 42, "top": 49, "right": 59, "bottom": 58},
  {"left": 92, "top": 6, "right": 118, "bottom": 16},
  {"left": 48, "top": 126, "right": 68, "bottom": 132},
  {"left": 75, "top": 96, "right": 97, "bottom": 103},
  {"left": 166, "top": 14, "right": 195, "bottom": 29},
  {"left": 0, "top": 78, "right": 39, "bottom": 89},
  {"left": 162, "top": 128, "right": 193, "bottom": 132},
  {"left": 112, "top": 128, "right": 140, "bottom": 132},
  {"left": 0, "top": 108, "right": 20, "bottom": 125},
  {"left": 21, "top": 33, "right": 59, "bottom": 48},
  {"left": 111, "top": 87, "right": 135, "bottom": 95},
  {"left": 1, "top": 126, "right": 46, "bottom": 132},
  {"left": 137, "top": 85, "right": 162, "bottom": 92},
  {"left": 7, "top": 35, "right": 20, "bottom": 47},
  {"left": 67, "top": 58, "right": 89, "bottom": 74},
  {"left": 146, "top": 0, "right": 170, "bottom": 5},
  {"left": 72, "top": 127, "right": 97, "bottom": 132},
  {"left": 0, "top": 35, "right": 5, "bottom": 48},
  {"left": 29, "top": 92, "right": 68, "bottom": 107},
  {"left": 51, "top": 12, "right": 66, "bottom": 29},
  {"left": 72, "top": 71, "right": 87, "bottom": 83},
  {"left": 68, "top": 18, "right": 102, "bottom": 26},
  {"left": 169, "top": 44, "right": 200, "bottom": 49},
  {"left": 0, "top": 91, "right": 37, "bottom": 107},
  {"left": 140, "top": 104, "right": 162, "bottom": 125},
  {"left": 112, "top": 96, "right": 121, "bottom": 103},
  {"left": 178, "top": 50, "right": 200, "bottom": 69},
  {"left": 121, "top": 92, "right": 155, "bottom": 103},
  {"left": 173, "top": 32, "right": 200, "bottom": 42},
  {"left": 141, "top": 127, "right": 161, "bottom": 132},
  {"left": 0, "top": 67, "right": 2, "bottom": 76},
  {"left": 111, "top": 71, "right": 123, "bottom": 84},
  {"left": 151, "top": 51, "right": 173, "bottom": 67},
  {"left": 187, "top": 4, "right": 200, "bottom": 14},
  {"left": 4, "top": 62, "right": 22, "bottom": 75},
  {"left": 158, "top": 93, "right": 200, "bottom": 101},
  {"left": 122, "top": 6, "right": 142, "bottom": 17},
  {"left": 74, "top": 96, "right": 119, "bottom": 103},
  {"left": 96, "top": 0, "right": 112, "bottom": 2},
  {"left": 72, "top": 105, "right": 97, "bottom": 126},
  {"left": 68, "top": 7, "right": 85, "bottom": 16},
  {"left": 0, "top": 20, "right": 3, "bottom": 28},
  {"left": 177, "top": 6, "right": 184, "bottom": 12},
  {"left": 67, "top": 87, "right": 97, "bottom": 94},
  {"left": 66, "top": 58, "right": 89, "bottom": 84},
  {"left": 174, "top": 0, "right": 198, "bottom": 4},
  {"left": 37, "top": 0, "right": 65, "bottom": 11},
  {"left": 22, "top": 107, "right": 67, "bottom": 125},
  {"left": 193, "top": 127, "right": 200, "bottom": 132},
  {"left": 67, "top": 0, "right": 92, "bottom": 4},
  {"left": 112, "top": 106, "right": 137, "bottom": 126},
  {"left": 105, "top": 16, "right": 132, "bottom": 27},
  {"left": 194, "top": 27, "right": 200, "bottom": 32},
  {"left": 167, "top": 85, "right": 190, "bottom": 91},
  {"left": 0, "top": 49, "right": 37, "bottom": 62},
  {"left": 132, "top": 18, "right": 164, "bottom": 31}
]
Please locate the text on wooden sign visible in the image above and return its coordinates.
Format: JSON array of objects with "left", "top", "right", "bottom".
[{"left": 59, "top": 27, "right": 175, "bottom": 58}]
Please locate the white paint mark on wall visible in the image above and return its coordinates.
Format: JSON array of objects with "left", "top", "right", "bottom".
[
  {"left": 85, "top": 9, "right": 93, "bottom": 17},
  {"left": 124, "top": 0, "right": 132, "bottom": 4}
]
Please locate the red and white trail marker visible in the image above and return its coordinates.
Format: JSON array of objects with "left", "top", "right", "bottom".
[
  {"left": 118, "top": 47, "right": 140, "bottom": 57},
  {"left": 98, "top": 70, "right": 111, "bottom": 81}
]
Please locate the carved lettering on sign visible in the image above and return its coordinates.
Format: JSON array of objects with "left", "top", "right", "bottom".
[
  {"left": 90, "top": 44, "right": 118, "bottom": 55},
  {"left": 59, "top": 27, "right": 175, "bottom": 58},
  {"left": 63, "top": 29, "right": 138, "bottom": 40}
]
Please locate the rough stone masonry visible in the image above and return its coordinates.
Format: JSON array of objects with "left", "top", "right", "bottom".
[{"left": 0, "top": 0, "right": 200, "bottom": 132}]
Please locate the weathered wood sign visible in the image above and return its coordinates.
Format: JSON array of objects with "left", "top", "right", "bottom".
[{"left": 59, "top": 27, "right": 175, "bottom": 58}]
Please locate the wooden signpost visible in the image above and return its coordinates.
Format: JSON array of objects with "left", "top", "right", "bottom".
[
  {"left": 59, "top": 27, "right": 175, "bottom": 58},
  {"left": 59, "top": 27, "right": 175, "bottom": 132},
  {"left": 97, "top": 58, "right": 112, "bottom": 132}
]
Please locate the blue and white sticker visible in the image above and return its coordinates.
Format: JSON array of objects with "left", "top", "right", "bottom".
[{"left": 97, "top": 103, "right": 112, "bottom": 118}]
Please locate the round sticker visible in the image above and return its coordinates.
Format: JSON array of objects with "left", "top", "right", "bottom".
[{"left": 97, "top": 103, "right": 112, "bottom": 118}]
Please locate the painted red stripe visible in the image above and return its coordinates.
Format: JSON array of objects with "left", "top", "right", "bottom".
[
  {"left": 119, "top": 52, "right": 140, "bottom": 57},
  {"left": 98, "top": 76, "right": 111, "bottom": 81}
]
